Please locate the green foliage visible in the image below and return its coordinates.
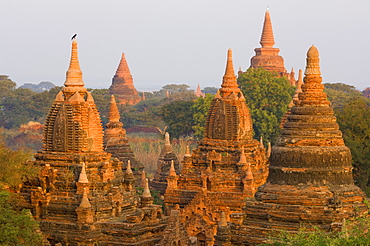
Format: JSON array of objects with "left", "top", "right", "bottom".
[
  {"left": 191, "top": 94, "right": 214, "bottom": 139},
  {"left": 324, "top": 83, "right": 363, "bottom": 109},
  {"left": 262, "top": 217, "right": 370, "bottom": 246},
  {"left": 0, "top": 190, "right": 42, "bottom": 246},
  {"left": 0, "top": 141, "right": 36, "bottom": 189},
  {"left": 120, "top": 98, "right": 166, "bottom": 129},
  {"left": 238, "top": 68, "right": 295, "bottom": 144},
  {"left": 334, "top": 98, "right": 370, "bottom": 195},
  {"left": 324, "top": 83, "right": 370, "bottom": 196},
  {"left": 162, "top": 100, "right": 195, "bottom": 139},
  {"left": 0, "top": 77, "right": 60, "bottom": 129},
  {"left": 202, "top": 87, "right": 218, "bottom": 95}
]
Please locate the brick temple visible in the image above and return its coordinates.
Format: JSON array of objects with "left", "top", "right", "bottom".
[
  {"left": 249, "top": 10, "right": 296, "bottom": 85},
  {"left": 215, "top": 46, "right": 368, "bottom": 245},
  {"left": 109, "top": 53, "right": 141, "bottom": 105},
  {"left": 21, "top": 39, "right": 185, "bottom": 246},
  {"left": 151, "top": 132, "right": 180, "bottom": 195},
  {"left": 164, "top": 49, "right": 269, "bottom": 245},
  {"left": 104, "top": 94, "right": 144, "bottom": 181},
  {"left": 19, "top": 24, "right": 369, "bottom": 245}
]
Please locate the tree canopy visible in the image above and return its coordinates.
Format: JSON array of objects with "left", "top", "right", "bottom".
[
  {"left": 0, "top": 190, "right": 42, "bottom": 246},
  {"left": 238, "top": 68, "right": 295, "bottom": 145},
  {"left": 191, "top": 94, "right": 214, "bottom": 139}
]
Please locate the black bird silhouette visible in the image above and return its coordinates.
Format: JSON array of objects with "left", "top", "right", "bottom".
[{"left": 71, "top": 34, "right": 77, "bottom": 40}]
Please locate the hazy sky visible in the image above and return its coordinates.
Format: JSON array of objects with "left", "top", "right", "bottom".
[{"left": 0, "top": 0, "right": 369, "bottom": 91}]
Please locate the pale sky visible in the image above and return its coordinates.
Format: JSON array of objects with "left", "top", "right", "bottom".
[{"left": 0, "top": 0, "right": 369, "bottom": 91}]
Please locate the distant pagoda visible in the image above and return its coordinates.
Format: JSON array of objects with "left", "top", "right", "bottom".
[
  {"left": 249, "top": 10, "right": 296, "bottom": 85},
  {"left": 109, "top": 53, "right": 141, "bottom": 105},
  {"left": 217, "top": 46, "right": 368, "bottom": 245},
  {"left": 164, "top": 49, "right": 268, "bottom": 245}
]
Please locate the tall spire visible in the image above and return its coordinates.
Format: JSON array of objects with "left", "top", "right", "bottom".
[
  {"left": 220, "top": 49, "right": 240, "bottom": 97},
  {"left": 260, "top": 10, "right": 275, "bottom": 48},
  {"left": 299, "top": 45, "right": 329, "bottom": 107},
  {"left": 108, "top": 95, "right": 120, "bottom": 123},
  {"left": 64, "top": 39, "right": 84, "bottom": 88},
  {"left": 115, "top": 53, "right": 132, "bottom": 80}
]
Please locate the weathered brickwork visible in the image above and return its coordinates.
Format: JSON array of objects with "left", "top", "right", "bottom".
[
  {"left": 21, "top": 40, "right": 185, "bottom": 246},
  {"left": 151, "top": 132, "right": 180, "bottom": 195},
  {"left": 216, "top": 46, "right": 368, "bottom": 245},
  {"left": 165, "top": 49, "right": 269, "bottom": 245}
]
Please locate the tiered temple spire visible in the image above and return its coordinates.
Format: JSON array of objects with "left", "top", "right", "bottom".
[
  {"left": 249, "top": 10, "right": 296, "bottom": 84},
  {"left": 259, "top": 10, "right": 275, "bottom": 48},
  {"left": 109, "top": 53, "right": 141, "bottom": 105},
  {"left": 225, "top": 46, "right": 368, "bottom": 245},
  {"left": 164, "top": 49, "right": 268, "bottom": 245},
  {"left": 64, "top": 39, "right": 84, "bottom": 88}
]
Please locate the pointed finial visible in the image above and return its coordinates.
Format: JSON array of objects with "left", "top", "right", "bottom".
[
  {"left": 259, "top": 136, "right": 264, "bottom": 148},
  {"left": 292, "top": 69, "right": 303, "bottom": 105},
  {"left": 260, "top": 10, "right": 275, "bottom": 48},
  {"left": 165, "top": 132, "right": 171, "bottom": 146},
  {"left": 304, "top": 45, "right": 321, "bottom": 76},
  {"left": 239, "top": 148, "right": 247, "bottom": 164},
  {"left": 142, "top": 178, "right": 151, "bottom": 198},
  {"left": 126, "top": 160, "right": 133, "bottom": 174},
  {"left": 297, "top": 69, "right": 303, "bottom": 85},
  {"left": 169, "top": 160, "right": 177, "bottom": 176},
  {"left": 78, "top": 163, "right": 89, "bottom": 183},
  {"left": 142, "top": 92, "right": 146, "bottom": 100},
  {"left": 220, "top": 49, "right": 239, "bottom": 97},
  {"left": 79, "top": 187, "right": 91, "bottom": 208},
  {"left": 115, "top": 53, "right": 132, "bottom": 77},
  {"left": 108, "top": 95, "right": 120, "bottom": 123},
  {"left": 267, "top": 142, "right": 271, "bottom": 158},
  {"left": 64, "top": 38, "right": 84, "bottom": 88},
  {"left": 185, "top": 145, "right": 191, "bottom": 157},
  {"left": 245, "top": 162, "right": 254, "bottom": 180},
  {"left": 219, "top": 211, "right": 228, "bottom": 227}
]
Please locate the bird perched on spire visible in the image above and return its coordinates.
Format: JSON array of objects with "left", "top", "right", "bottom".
[{"left": 71, "top": 33, "right": 77, "bottom": 40}]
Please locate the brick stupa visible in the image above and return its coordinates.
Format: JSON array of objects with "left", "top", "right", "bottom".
[
  {"left": 164, "top": 49, "right": 269, "bottom": 245},
  {"left": 151, "top": 132, "right": 180, "bottom": 195},
  {"left": 104, "top": 94, "right": 144, "bottom": 181},
  {"left": 20, "top": 39, "right": 182, "bottom": 245},
  {"left": 250, "top": 10, "right": 296, "bottom": 85},
  {"left": 217, "top": 46, "right": 368, "bottom": 245},
  {"left": 109, "top": 53, "right": 141, "bottom": 105}
]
